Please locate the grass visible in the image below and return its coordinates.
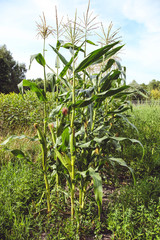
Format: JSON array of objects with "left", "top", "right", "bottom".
[
  {"left": 0, "top": 159, "right": 44, "bottom": 239},
  {"left": 107, "top": 176, "right": 160, "bottom": 239},
  {"left": 0, "top": 94, "right": 160, "bottom": 239},
  {"left": 112, "top": 101, "right": 160, "bottom": 178}
]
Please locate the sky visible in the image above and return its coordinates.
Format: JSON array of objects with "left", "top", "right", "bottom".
[{"left": 0, "top": 0, "right": 160, "bottom": 84}]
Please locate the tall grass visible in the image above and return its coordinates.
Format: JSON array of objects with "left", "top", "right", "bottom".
[{"left": 118, "top": 101, "right": 160, "bottom": 177}]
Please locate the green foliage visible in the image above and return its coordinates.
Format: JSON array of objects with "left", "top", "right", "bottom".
[
  {"left": 0, "top": 45, "right": 26, "bottom": 93},
  {"left": 0, "top": 4, "right": 153, "bottom": 239},
  {"left": 107, "top": 176, "right": 160, "bottom": 240},
  {"left": 0, "top": 91, "right": 53, "bottom": 133},
  {"left": 18, "top": 79, "right": 47, "bottom": 102},
  {"left": 0, "top": 160, "right": 44, "bottom": 239},
  {"left": 148, "top": 79, "right": 160, "bottom": 91},
  {"left": 29, "top": 78, "right": 54, "bottom": 92},
  {"left": 129, "top": 80, "right": 148, "bottom": 101},
  {"left": 118, "top": 102, "right": 160, "bottom": 177},
  {"left": 150, "top": 89, "right": 160, "bottom": 99}
]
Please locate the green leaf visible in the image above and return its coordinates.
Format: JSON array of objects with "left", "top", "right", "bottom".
[
  {"left": 92, "top": 45, "right": 124, "bottom": 66},
  {"left": 113, "top": 91, "right": 135, "bottom": 99},
  {"left": 94, "top": 86, "right": 130, "bottom": 107},
  {"left": 29, "top": 53, "right": 46, "bottom": 69},
  {"left": 75, "top": 42, "right": 123, "bottom": 72},
  {"left": 100, "top": 70, "right": 121, "bottom": 92},
  {"left": 72, "top": 97, "right": 93, "bottom": 108},
  {"left": 88, "top": 167, "right": 103, "bottom": 215},
  {"left": 110, "top": 136, "right": 143, "bottom": 147},
  {"left": 86, "top": 40, "right": 97, "bottom": 46},
  {"left": 49, "top": 104, "right": 63, "bottom": 118},
  {"left": 75, "top": 125, "right": 85, "bottom": 137},
  {"left": 50, "top": 44, "right": 72, "bottom": 71},
  {"left": 62, "top": 43, "right": 85, "bottom": 52},
  {"left": 47, "top": 73, "right": 56, "bottom": 93},
  {"left": 108, "top": 157, "right": 136, "bottom": 185},
  {"left": 72, "top": 85, "right": 130, "bottom": 109},
  {"left": 76, "top": 169, "right": 88, "bottom": 178},
  {"left": 55, "top": 149, "right": 72, "bottom": 175},
  {"left": 116, "top": 113, "right": 139, "bottom": 133},
  {"left": 59, "top": 41, "right": 85, "bottom": 78},
  {"left": 3, "top": 148, "right": 25, "bottom": 158},
  {"left": 93, "top": 135, "right": 109, "bottom": 144},
  {"left": 100, "top": 59, "right": 116, "bottom": 75},
  {"left": 0, "top": 135, "right": 38, "bottom": 146},
  {"left": 11, "top": 149, "right": 25, "bottom": 158},
  {"left": 61, "top": 127, "right": 70, "bottom": 151},
  {"left": 46, "top": 64, "right": 72, "bottom": 90},
  {"left": 18, "top": 79, "right": 47, "bottom": 102},
  {"left": 108, "top": 106, "right": 131, "bottom": 114},
  {"left": 110, "top": 136, "right": 144, "bottom": 159},
  {"left": 78, "top": 141, "right": 92, "bottom": 148},
  {"left": 56, "top": 40, "right": 63, "bottom": 50}
]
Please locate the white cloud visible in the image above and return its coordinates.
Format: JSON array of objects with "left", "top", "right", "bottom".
[{"left": 122, "top": 0, "right": 160, "bottom": 32}]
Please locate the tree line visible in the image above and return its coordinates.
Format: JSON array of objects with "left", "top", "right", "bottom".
[{"left": 130, "top": 79, "right": 160, "bottom": 101}]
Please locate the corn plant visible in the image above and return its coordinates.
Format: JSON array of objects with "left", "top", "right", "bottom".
[{"left": 0, "top": 2, "right": 144, "bottom": 225}]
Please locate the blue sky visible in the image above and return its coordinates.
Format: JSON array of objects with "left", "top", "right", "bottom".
[{"left": 0, "top": 0, "right": 160, "bottom": 84}]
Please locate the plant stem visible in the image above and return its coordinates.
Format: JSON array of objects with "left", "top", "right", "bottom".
[
  {"left": 83, "top": 40, "right": 87, "bottom": 90},
  {"left": 43, "top": 38, "right": 47, "bottom": 137},
  {"left": 91, "top": 109, "right": 96, "bottom": 131},
  {"left": 70, "top": 50, "right": 76, "bottom": 221},
  {"left": 35, "top": 123, "right": 51, "bottom": 215},
  {"left": 56, "top": 47, "right": 60, "bottom": 199}
]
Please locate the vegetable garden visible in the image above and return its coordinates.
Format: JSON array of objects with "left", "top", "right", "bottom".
[{"left": 0, "top": 3, "right": 160, "bottom": 239}]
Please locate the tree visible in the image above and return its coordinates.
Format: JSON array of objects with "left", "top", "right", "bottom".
[
  {"left": 129, "top": 80, "right": 148, "bottom": 101},
  {"left": 148, "top": 79, "right": 160, "bottom": 91},
  {"left": 150, "top": 89, "right": 160, "bottom": 99},
  {"left": 0, "top": 45, "right": 27, "bottom": 93}
]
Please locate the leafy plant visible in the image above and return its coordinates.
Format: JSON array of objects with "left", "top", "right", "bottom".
[{"left": 0, "top": 2, "right": 143, "bottom": 233}]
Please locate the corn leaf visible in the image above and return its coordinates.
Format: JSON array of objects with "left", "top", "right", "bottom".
[
  {"left": 110, "top": 136, "right": 144, "bottom": 159},
  {"left": 78, "top": 141, "right": 92, "bottom": 148},
  {"left": 72, "top": 85, "right": 130, "bottom": 108},
  {"left": 0, "top": 135, "right": 38, "bottom": 146},
  {"left": 97, "top": 59, "right": 116, "bottom": 78},
  {"left": 100, "top": 70, "right": 121, "bottom": 92},
  {"left": 62, "top": 43, "right": 85, "bottom": 52},
  {"left": 3, "top": 148, "right": 25, "bottom": 158},
  {"left": 18, "top": 79, "right": 47, "bottom": 102},
  {"left": 29, "top": 53, "right": 46, "bottom": 69},
  {"left": 61, "top": 127, "right": 70, "bottom": 152},
  {"left": 86, "top": 40, "right": 97, "bottom": 46},
  {"left": 115, "top": 113, "right": 139, "bottom": 133},
  {"left": 54, "top": 149, "right": 72, "bottom": 175},
  {"left": 50, "top": 44, "right": 73, "bottom": 71},
  {"left": 93, "top": 136, "right": 109, "bottom": 144},
  {"left": 88, "top": 167, "right": 103, "bottom": 215},
  {"left": 108, "top": 157, "right": 136, "bottom": 185},
  {"left": 75, "top": 42, "right": 123, "bottom": 72},
  {"left": 59, "top": 42, "right": 85, "bottom": 78},
  {"left": 49, "top": 104, "right": 63, "bottom": 118},
  {"left": 91, "top": 45, "right": 124, "bottom": 66}
]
